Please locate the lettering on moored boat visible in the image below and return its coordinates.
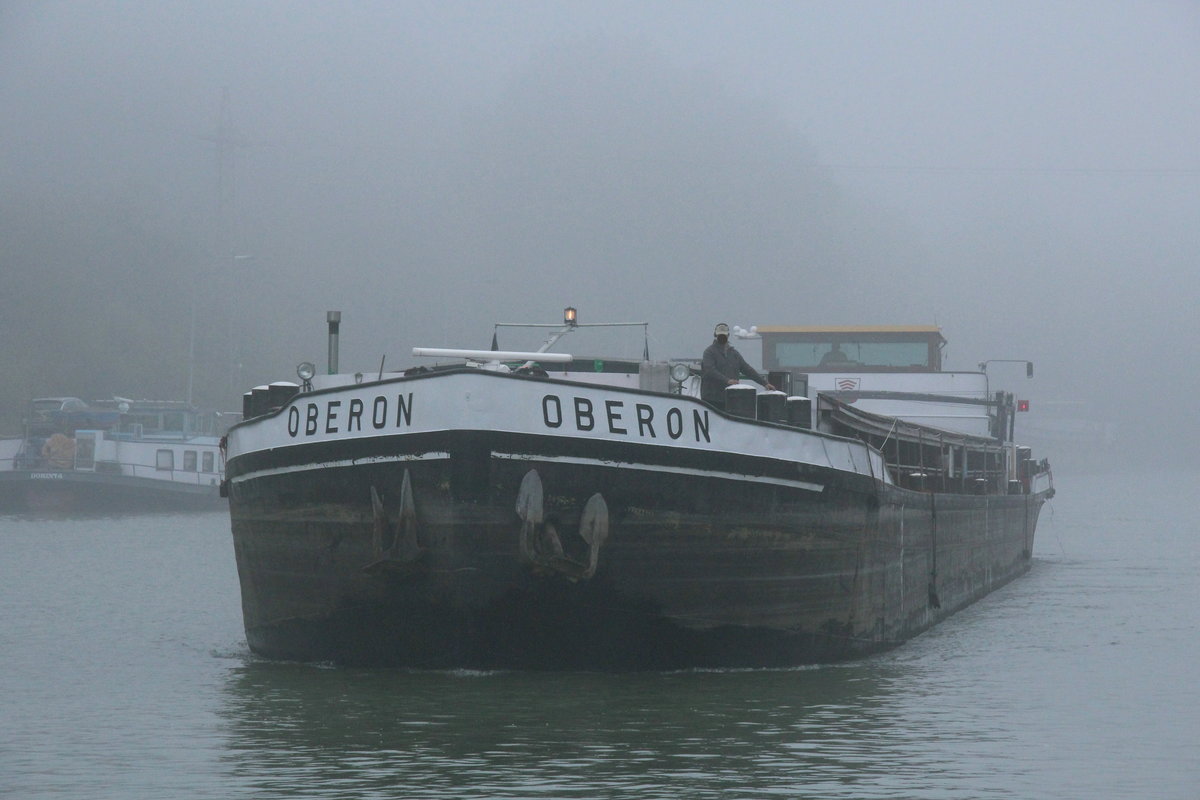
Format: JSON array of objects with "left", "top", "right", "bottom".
[
  {"left": 287, "top": 392, "right": 414, "bottom": 438},
  {"left": 541, "top": 394, "right": 710, "bottom": 443}
]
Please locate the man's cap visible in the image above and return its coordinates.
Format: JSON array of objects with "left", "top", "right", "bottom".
[{"left": 714, "top": 323, "right": 730, "bottom": 336}]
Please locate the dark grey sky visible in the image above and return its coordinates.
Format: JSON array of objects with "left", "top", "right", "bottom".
[{"left": 2, "top": 1, "right": 1197, "bottom": 460}]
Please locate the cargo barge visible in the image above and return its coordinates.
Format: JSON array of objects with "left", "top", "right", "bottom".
[{"left": 223, "top": 311, "right": 1053, "bottom": 669}]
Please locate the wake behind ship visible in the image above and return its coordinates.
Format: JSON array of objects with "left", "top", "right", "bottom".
[{"left": 223, "top": 311, "right": 1054, "bottom": 670}]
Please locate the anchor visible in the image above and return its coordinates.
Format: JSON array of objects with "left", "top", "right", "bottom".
[
  {"left": 363, "top": 469, "right": 425, "bottom": 574},
  {"left": 516, "top": 469, "right": 609, "bottom": 581}
]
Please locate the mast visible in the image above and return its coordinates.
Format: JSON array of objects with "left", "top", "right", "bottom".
[{"left": 197, "top": 88, "right": 258, "bottom": 402}]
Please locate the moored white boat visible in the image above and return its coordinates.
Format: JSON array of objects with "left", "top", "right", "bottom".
[{"left": 0, "top": 396, "right": 236, "bottom": 513}]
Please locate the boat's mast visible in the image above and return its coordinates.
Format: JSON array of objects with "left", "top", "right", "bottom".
[{"left": 493, "top": 308, "right": 649, "bottom": 364}]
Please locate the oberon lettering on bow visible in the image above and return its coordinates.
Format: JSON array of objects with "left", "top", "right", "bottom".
[
  {"left": 541, "top": 394, "right": 710, "bottom": 443},
  {"left": 287, "top": 393, "right": 414, "bottom": 437}
]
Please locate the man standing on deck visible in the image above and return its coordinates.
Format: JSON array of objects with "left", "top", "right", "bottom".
[{"left": 701, "top": 323, "right": 774, "bottom": 410}]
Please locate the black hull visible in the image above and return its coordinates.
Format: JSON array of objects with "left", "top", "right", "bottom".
[{"left": 228, "top": 430, "right": 1047, "bottom": 670}]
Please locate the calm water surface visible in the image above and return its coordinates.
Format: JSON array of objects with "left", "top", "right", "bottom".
[{"left": 2, "top": 471, "right": 1197, "bottom": 799}]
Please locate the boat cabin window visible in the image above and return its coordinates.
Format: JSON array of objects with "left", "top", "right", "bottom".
[
  {"left": 156, "top": 449, "right": 175, "bottom": 471},
  {"left": 183, "top": 450, "right": 197, "bottom": 472},
  {"left": 202, "top": 452, "right": 215, "bottom": 473},
  {"left": 75, "top": 433, "right": 96, "bottom": 470},
  {"left": 123, "top": 409, "right": 197, "bottom": 436},
  {"left": 759, "top": 327, "right": 945, "bottom": 373}
]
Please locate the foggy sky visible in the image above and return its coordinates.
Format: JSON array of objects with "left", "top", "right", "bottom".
[{"left": 2, "top": 1, "right": 1197, "bottom": 465}]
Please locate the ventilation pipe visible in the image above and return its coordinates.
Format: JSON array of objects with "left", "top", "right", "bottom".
[{"left": 327, "top": 311, "right": 341, "bottom": 374}]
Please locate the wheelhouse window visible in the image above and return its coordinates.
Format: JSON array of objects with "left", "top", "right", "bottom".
[
  {"left": 759, "top": 327, "right": 945, "bottom": 373},
  {"left": 774, "top": 340, "right": 932, "bottom": 370}
]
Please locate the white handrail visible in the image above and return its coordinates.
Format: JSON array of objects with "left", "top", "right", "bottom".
[{"left": 411, "top": 348, "right": 573, "bottom": 363}]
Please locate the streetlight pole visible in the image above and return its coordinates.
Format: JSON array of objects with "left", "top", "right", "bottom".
[
  {"left": 187, "top": 296, "right": 197, "bottom": 405},
  {"left": 227, "top": 254, "right": 254, "bottom": 399}
]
